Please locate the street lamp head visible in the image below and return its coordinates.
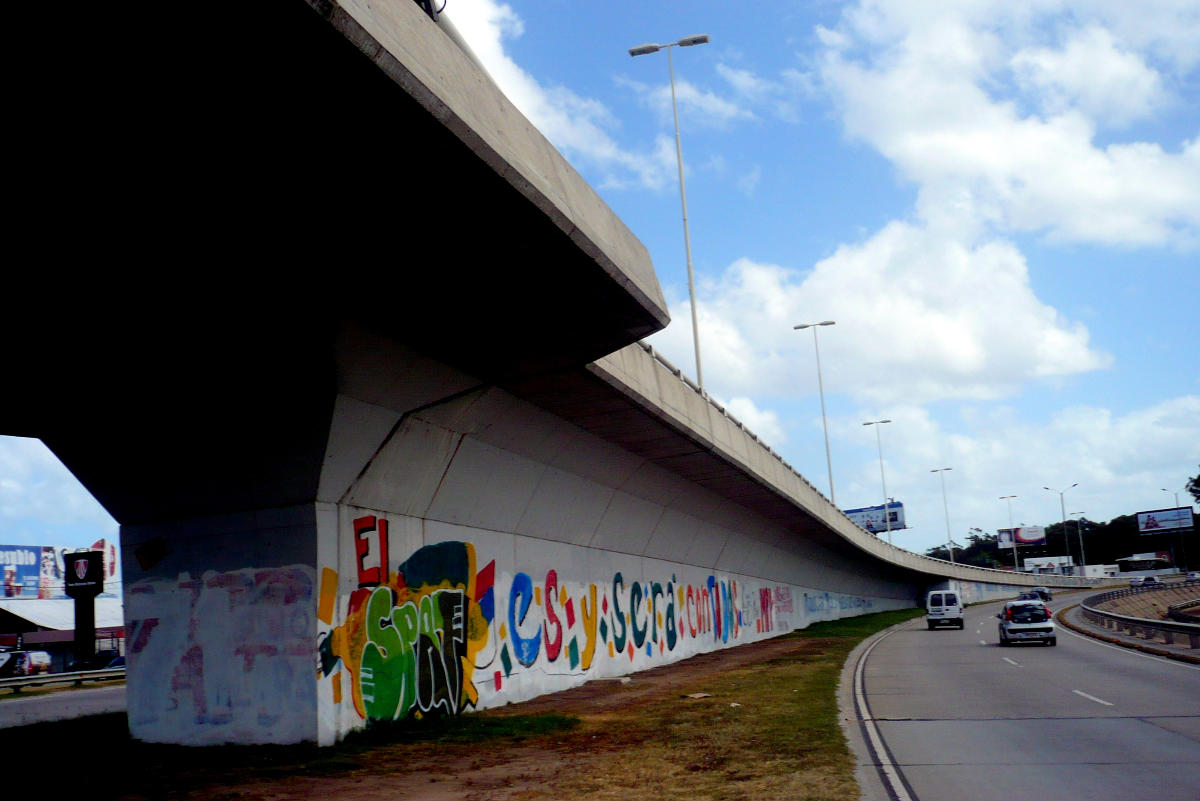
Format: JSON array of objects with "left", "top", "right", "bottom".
[
  {"left": 677, "top": 34, "right": 710, "bottom": 47},
  {"left": 629, "top": 43, "right": 661, "bottom": 56},
  {"left": 793, "top": 320, "right": 836, "bottom": 330}
]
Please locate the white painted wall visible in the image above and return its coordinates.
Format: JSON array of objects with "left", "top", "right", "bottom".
[
  {"left": 122, "top": 508, "right": 319, "bottom": 745},
  {"left": 312, "top": 384, "right": 919, "bottom": 744},
  {"left": 314, "top": 505, "right": 912, "bottom": 744}
]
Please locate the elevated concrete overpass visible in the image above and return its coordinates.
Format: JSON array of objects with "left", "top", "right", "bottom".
[{"left": 4, "top": 0, "right": 1088, "bottom": 745}]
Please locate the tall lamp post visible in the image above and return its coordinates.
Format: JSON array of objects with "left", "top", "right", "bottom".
[
  {"left": 1043, "top": 483, "right": 1077, "bottom": 574},
  {"left": 999, "top": 494, "right": 1018, "bottom": 570},
  {"left": 863, "top": 419, "right": 892, "bottom": 543},
  {"left": 795, "top": 321, "right": 837, "bottom": 504},
  {"left": 1071, "top": 512, "right": 1087, "bottom": 574},
  {"left": 629, "top": 34, "right": 711, "bottom": 389},
  {"left": 1160, "top": 488, "right": 1188, "bottom": 569},
  {"left": 931, "top": 467, "right": 954, "bottom": 563}
]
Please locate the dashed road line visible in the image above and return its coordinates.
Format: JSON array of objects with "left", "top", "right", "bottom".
[
  {"left": 1073, "top": 689, "right": 1114, "bottom": 706},
  {"left": 1002, "top": 657, "right": 1021, "bottom": 667}
]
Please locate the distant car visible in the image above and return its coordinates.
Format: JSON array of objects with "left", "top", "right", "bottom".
[
  {"left": 1129, "top": 576, "right": 1145, "bottom": 587},
  {"left": 1141, "top": 576, "right": 1163, "bottom": 587},
  {"left": 0, "top": 650, "right": 52, "bottom": 677},
  {"left": 925, "top": 589, "right": 964, "bottom": 630},
  {"left": 1187, "top": 571, "right": 1199, "bottom": 581},
  {"left": 1017, "top": 591, "right": 1041, "bottom": 601},
  {"left": 106, "top": 655, "right": 125, "bottom": 668},
  {"left": 997, "top": 600, "right": 1056, "bottom": 646},
  {"left": 1031, "top": 586, "right": 1053, "bottom": 601}
]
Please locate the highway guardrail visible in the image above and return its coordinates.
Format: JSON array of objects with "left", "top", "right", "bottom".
[
  {"left": 0, "top": 667, "right": 126, "bottom": 693},
  {"left": 1080, "top": 581, "right": 1200, "bottom": 649}
]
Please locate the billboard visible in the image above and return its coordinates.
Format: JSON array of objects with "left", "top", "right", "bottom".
[
  {"left": 0, "top": 539, "right": 120, "bottom": 599},
  {"left": 997, "top": 526, "right": 1046, "bottom": 548},
  {"left": 843, "top": 502, "right": 906, "bottom": 534},
  {"left": 1136, "top": 507, "right": 1193, "bottom": 535},
  {"left": 1023, "top": 555, "right": 1074, "bottom": 572}
]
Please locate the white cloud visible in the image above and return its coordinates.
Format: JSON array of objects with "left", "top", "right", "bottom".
[
  {"left": 442, "top": 0, "right": 673, "bottom": 189},
  {"left": 832, "top": 395, "right": 1200, "bottom": 553},
  {"left": 817, "top": 1, "right": 1200, "bottom": 248},
  {"left": 737, "top": 165, "right": 761, "bottom": 196},
  {"left": 0, "top": 436, "right": 116, "bottom": 542},
  {"left": 1011, "top": 26, "right": 1167, "bottom": 127},
  {"left": 617, "top": 75, "right": 756, "bottom": 128},
  {"left": 648, "top": 222, "right": 1111, "bottom": 406},
  {"left": 715, "top": 396, "right": 788, "bottom": 451}
]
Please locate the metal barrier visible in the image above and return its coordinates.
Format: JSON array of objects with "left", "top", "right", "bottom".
[
  {"left": 0, "top": 667, "right": 125, "bottom": 693},
  {"left": 1080, "top": 580, "right": 1200, "bottom": 649}
]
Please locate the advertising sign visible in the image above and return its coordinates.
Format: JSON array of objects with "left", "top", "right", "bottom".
[
  {"left": 1136, "top": 507, "right": 1193, "bottom": 535},
  {"left": 1, "top": 545, "right": 42, "bottom": 598},
  {"left": 0, "top": 538, "right": 121, "bottom": 599},
  {"left": 64, "top": 551, "right": 104, "bottom": 598},
  {"left": 843, "top": 502, "right": 906, "bottom": 534},
  {"left": 997, "top": 526, "right": 1046, "bottom": 548}
]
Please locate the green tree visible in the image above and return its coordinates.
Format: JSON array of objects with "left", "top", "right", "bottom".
[{"left": 1188, "top": 465, "right": 1200, "bottom": 506}]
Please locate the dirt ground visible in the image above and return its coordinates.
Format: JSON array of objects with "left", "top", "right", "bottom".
[{"left": 165, "top": 636, "right": 824, "bottom": 801}]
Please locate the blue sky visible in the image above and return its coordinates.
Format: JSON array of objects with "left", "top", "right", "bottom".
[{"left": 2, "top": 0, "right": 1197, "bottom": 559}]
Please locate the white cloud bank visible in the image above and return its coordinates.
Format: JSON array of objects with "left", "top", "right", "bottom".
[
  {"left": 649, "top": 222, "right": 1111, "bottom": 406},
  {"left": 817, "top": 1, "right": 1200, "bottom": 247}
]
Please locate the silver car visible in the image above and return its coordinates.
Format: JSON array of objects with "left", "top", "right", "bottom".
[{"left": 998, "top": 600, "right": 1056, "bottom": 646}]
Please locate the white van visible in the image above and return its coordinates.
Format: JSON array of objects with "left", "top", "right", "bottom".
[{"left": 925, "top": 590, "right": 964, "bottom": 630}]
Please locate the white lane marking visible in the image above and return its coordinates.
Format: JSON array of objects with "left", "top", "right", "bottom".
[
  {"left": 979, "top": 640, "right": 987, "bottom": 646},
  {"left": 1002, "top": 657, "right": 1021, "bottom": 667},
  {"left": 854, "top": 628, "right": 914, "bottom": 801},
  {"left": 1073, "top": 689, "right": 1114, "bottom": 706},
  {"left": 1059, "top": 623, "right": 1200, "bottom": 671}
]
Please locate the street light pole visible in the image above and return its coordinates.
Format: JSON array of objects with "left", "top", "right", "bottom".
[
  {"left": 1071, "top": 512, "right": 1087, "bottom": 573},
  {"left": 795, "top": 321, "right": 837, "bottom": 504},
  {"left": 629, "top": 34, "right": 710, "bottom": 390},
  {"left": 931, "top": 468, "right": 954, "bottom": 563},
  {"left": 1161, "top": 488, "right": 1180, "bottom": 508},
  {"left": 863, "top": 419, "right": 892, "bottom": 543},
  {"left": 1043, "top": 483, "right": 1077, "bottom": 574},
  {"left": 999, "top": 494, "right": 1018, "bottom": 570}
]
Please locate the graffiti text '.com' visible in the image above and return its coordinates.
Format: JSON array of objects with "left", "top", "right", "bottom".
[{"left": 316, "top": 516, "right": 798, "bottom": 723}]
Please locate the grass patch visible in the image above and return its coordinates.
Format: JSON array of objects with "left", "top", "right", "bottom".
[
  {"left": 541, "top": 607, "right": 924, "bottom": 801},
  {"left": 3, "top": 709, "right": 579, "bottom": 799},
  {"left": 5, "top": 608, "right": 921, "bottom": 800}
]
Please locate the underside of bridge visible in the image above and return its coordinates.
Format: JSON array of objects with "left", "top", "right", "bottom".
[{"left": 3, "top": 1, "right": 1036, "bottom": 745}]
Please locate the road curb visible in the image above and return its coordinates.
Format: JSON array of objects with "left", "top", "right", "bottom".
[{"left": 1055, "top": 603, "right": 1200, "bottom": 665}]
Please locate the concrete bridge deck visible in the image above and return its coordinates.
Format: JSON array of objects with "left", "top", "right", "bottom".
[{"left": 5, "top": 0, "right": 1088, "bottom": 745}]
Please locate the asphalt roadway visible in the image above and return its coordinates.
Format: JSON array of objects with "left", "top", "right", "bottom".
[
  {"left": 842, "top": 596, "right": 1200, "bottom": 801},
  {"left": 0, "top": 684, "right": 125, "bottom": 728}
]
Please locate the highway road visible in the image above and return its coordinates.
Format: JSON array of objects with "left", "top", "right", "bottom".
[
  {"left": 847, "top": 597, "right": 1200, "bottom": 801},
  {"left": 0, "top": 684, "right": 125, "bottom": 728}
]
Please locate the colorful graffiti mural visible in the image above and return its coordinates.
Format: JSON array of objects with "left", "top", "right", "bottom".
[{"left": 318, "top": 514, "right": 806, "bottom": 725}]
